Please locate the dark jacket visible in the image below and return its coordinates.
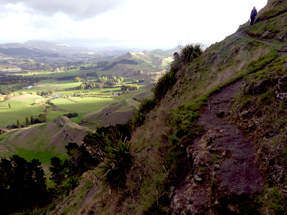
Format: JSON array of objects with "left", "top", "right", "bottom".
[{"left": 250, "top": 8, "right": 257, "bottom": 19}]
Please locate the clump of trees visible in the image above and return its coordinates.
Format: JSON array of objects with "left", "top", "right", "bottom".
[
  {"left": 133, "top": 78, "right": 145, "bottom": 83},
  {"left": 121, "top": 84, "right": 139, "bottom": 91},
  {"left": 79, "top": 81, "right": 98, "bottom": 90},
  {"left": 98, "top": 76, "right": 123, "bottom": 86},
  {"left": 6, "top": 113, "right": 46, "bottom": 129},
  {"left": 49, "top": 123, "right": 133, "bottom": 191},
  {"left": 135, "top": 70, "right": 143, "bottom": 75},
  {"left": 77, "top": 76, "right": 124, "bottom": 90},
  {"left": 74, "top": 77, "right": 82, "bottom": 82},
  {"left": 0, "top": 155, "right": 48, "bottom": 214},
  {"left": 63, "top": 113, "right": 79, "bottom": 118}
]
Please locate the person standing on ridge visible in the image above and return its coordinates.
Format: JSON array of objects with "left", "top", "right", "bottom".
[{"left": 250, "top": 6, "right": 257, "bottom": 25}]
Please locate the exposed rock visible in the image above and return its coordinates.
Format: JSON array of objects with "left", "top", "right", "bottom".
[
  {"left": 276, "top": 74, "right": 287, "bottom": 92},
  {"left": 171, "top": 182, "right": 212, "bottom": 215},
  {"left": 203, "top": 129, "right": 222, "bottom": 146},
  {"left": 194, "top": 151, "right": 211, "bottom": 167},
  {"left": 276, "top": 92, "right": 287, "bottom": 101},
  {"left": 276, "top": 31, "right": 287, "bottom": 42},
  {"left": 261, "top": 31, "right": 269, "bottom": 38},
  {"left": 253, "top": 79, "right": 274, "bottom": 94},
  {"left": 214, "top": 164, "right": 220, "bottom": 170},
  {"left": 54, "top": 116, "right": 66, "bottom": 127},
  {"left": 194, "top": 175, "right": 203, "bottom": 182}
]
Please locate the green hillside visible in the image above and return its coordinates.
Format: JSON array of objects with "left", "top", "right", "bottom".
[{"left": 50, "top": 0, "right": 287, "bottom": 214}]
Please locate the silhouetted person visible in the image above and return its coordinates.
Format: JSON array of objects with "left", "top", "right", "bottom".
[{"left": 250, "top": 6, "right": 257, "bottom": 25}]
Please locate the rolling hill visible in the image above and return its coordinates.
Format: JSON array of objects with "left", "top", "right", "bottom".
[{"left": 48, "top": 0, "right": 287, "bottom": 214}]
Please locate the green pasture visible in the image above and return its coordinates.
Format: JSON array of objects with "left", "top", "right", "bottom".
[
  {"left": 14, "top": 68, "right": 83, "bottom": 78},
  {"left": 0, "top": 95, "right": 45, "bottom": 127},
  {"left": 49, "top": 97, "right": 117, "bottom": 123},
  {"left": 0, "top": 75, "right": 153, "bottom": 127},
  {"left": 0, "top": 123, "right": 69, "bottom": 187},
  {"left": 13, "top": 80, "right": 81, "bottom": 94}
]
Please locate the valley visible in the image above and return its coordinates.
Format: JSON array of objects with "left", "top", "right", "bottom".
[{"left": 0, "top": 46, "right": 175, "bottom": 186}]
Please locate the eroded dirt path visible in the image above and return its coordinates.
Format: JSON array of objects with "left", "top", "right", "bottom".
[
  {"left": 199, "top": 80, "right": 263, "bottom": 196},
  {"left": 171, "top": 80, "right": 263, "bottom": 214}
]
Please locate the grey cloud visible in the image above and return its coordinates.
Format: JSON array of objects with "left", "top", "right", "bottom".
[{"left": 1, "top": 0, "right": 132, "bottom": 19}]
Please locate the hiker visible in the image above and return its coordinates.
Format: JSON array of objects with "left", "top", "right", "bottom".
[{"left": 250, "top": 6, "right": 257, "bottom": 25}]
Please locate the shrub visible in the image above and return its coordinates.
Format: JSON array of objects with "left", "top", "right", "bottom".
[
  {"left": 180, "top": 43, "right": 203, "bottom": 63},
  {"left": 133, "top": 98, "right": 156, "bottom": 127},
  {"left": 99, "top": 138, "right": 133, "bottom": 189},
  {"left": 35, "top": 113, "right": 47, "bottom": 123},
  {"left": 65, "top": 143, "right": 98, "bottom": 176},
  {"left": 63, "top": 112, "right": 79, "bottom": 118},
  {"left": 61, "top": 176, "right": 80, "bottom": 196},
  {"left": 152, "top": 67, "right": 177, "bottom": 102}
]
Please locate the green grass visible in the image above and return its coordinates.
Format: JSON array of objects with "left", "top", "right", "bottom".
[
  {"left": 49, "top": 97, "right": 116, "bottom": 123},
  {"left": 0, "top": 95, "right": 45, "bottom": 126}
]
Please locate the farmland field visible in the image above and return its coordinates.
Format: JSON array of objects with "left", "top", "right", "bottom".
[{"left": 0, "top": 95, "right": 45, "bottom": 126}]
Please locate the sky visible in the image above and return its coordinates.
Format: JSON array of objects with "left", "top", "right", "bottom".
[{"left": 0, "top": 0, "right": 267, "bottom": 50}]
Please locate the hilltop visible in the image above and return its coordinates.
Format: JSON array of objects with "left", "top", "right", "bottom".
[
  {"left": 47, "top": 0, "right": 287, "bottom": 214},
  {"left": 101, "top": 48, "right": 175, "bottom": 79}
]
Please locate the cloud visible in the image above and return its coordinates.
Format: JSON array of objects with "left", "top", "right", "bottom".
[{"left": 0, "top": 0, "right": 132, "bottom": 20}]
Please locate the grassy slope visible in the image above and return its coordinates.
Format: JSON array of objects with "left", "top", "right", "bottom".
[
  {"left": 0, "top": 116, "right": 91, "bottom": 186},
  {"left": 52, "top": 0, "right": 287, "bottom": 214}
]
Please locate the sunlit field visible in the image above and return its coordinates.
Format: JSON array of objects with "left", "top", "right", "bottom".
[{"left": 0, "top": 95, "right": 45, "bottom": 127}]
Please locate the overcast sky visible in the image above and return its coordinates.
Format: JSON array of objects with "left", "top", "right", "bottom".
[{"left": 0, "top": 0, "right": 267, "bottom": 50}]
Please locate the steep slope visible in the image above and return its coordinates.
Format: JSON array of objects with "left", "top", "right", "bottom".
[{"left": 48, "top": 0, "right": 287, "bottom": 214}]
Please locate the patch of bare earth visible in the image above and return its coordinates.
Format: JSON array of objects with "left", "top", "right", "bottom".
[{"left": 171, "top": 80, "right": 263, "bottom": 214}]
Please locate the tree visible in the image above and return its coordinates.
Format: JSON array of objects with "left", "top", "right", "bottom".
[
  {"left": 25, "top": 116, "right": 29, "bottom": 126},
  {"left": 65, "top": 143, "right": 97, "bottom": 176},
  {"left": 74, "top": 77, "right": 82, "bottom": 82},
  {"left": 17, "top": 119, "right": 20, "bottom": 128},
  {"left": 8, "top": 102, "right": 11, "bottom": 109},
  {"left": 49, "top": 157, "right": 70, "bottom": 185},
  {"left": 30, "top": 115, "right": 34, "bottom": 124},
  {"left": 0, "top": 155, "right": 47, "bottom": 214}
]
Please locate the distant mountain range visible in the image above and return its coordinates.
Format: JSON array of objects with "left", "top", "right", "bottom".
[
  {"left": 0, "top": 40, "right": 179, "bottom": 60},
  {"left": 0, "top": 40, "right": 134, "bottom": 58}
]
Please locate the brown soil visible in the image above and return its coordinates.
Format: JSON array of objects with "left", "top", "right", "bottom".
[
  {"left": 171, "top": 79, "right": 263, "bottom": 214},
  {"left": 199, "top": 80, "right": 263, "bottom": 196}
]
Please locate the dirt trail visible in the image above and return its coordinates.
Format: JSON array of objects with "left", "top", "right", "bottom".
[
  {"left": 172, "top": 80, "right": 263, "bottom": 214},
  {"left": 199, "top": 79, "right": 263, "bottom": 196},
  {"left": 234, "top": 32, "right": 283, "bottom": 47},
  {"left": 235, "top": 32, "right": 287, "bottom": 55}
]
